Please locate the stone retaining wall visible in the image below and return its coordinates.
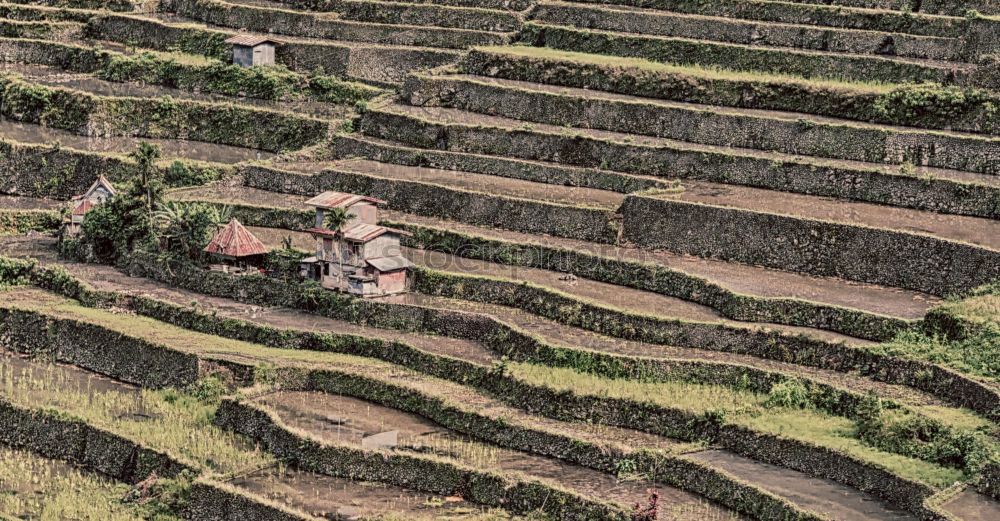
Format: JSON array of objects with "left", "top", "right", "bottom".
[
  {"left": 620, "top": 195, "right": 1000, "bottom": 297},
  {"left": 0, "top": 76, "right": 328, "bottom": 152},
  {"left": 0, "top": 398, "right": 191, "bottom": 483},
  {"left": 240, "top": 164, "right": 620, "bottom": 243}
]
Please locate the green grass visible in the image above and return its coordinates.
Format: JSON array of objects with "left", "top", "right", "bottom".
[
  {"left": 510, "top": 362, "right": 966, "bottom": 487},
  {"left": 737, "top": 411, "right": 965, "bottom": 488},
  {"left": 0, "top": 446, "right": 140, "bottom": 521},
  {"left": 0, "top": 288, "right": 978, "bottom": 487},
  {"left": 474, "top": 45, "right": 900, "bottom": 92},
  {"left": 0, "top": 287, "right": 399, "bottom": 371},
  {"left": 0, "top": 352, "right": 274, "bottom": 474}
]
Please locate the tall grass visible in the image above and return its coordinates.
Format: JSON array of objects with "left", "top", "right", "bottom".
[
  {"left": 0, "top": 355, "right": 274, "bottom": 474},
  {"left": 0, "top": 446, "right": 139, "bottom": 521}
]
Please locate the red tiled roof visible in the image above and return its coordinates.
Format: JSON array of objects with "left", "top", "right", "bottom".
[
  {"left": 225, "top": 34, "right": 281, "bottom": 47},
  {"left": 304, "top": 191, "right": 386, "bottom": 209},
  {"left": 204, "top": 219, "right": 269, "bottom": 258}
]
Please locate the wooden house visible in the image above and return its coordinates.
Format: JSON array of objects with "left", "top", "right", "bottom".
[
  {"left": 64, "top": 175, "right": 116, "bottom": 236},
  {"left": 224, "top": 35, "right": 279, "bottom": 67},
  {"left": 300, "top": 191, "right": 412, "bottom": 297},
  {"left": 204, "top": 218, "right": 269, "bottom": 274}
]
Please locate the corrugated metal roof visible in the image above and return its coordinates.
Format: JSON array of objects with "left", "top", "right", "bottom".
[
  {"left": 367, "top": 256, "right": 412, "bottom": 272},
  {"left": 304, "top": 191, "right": 386, "bottom": 209},
  {"left": 225, "top": 34, "right": 281, "bottom": 47},
  {"left": 307, "top": 224, "right": 411, "bottom": 242},
  {"left": 343, "top": 223, "right": 388, "bottom": 242},
  {"left": 204, "top": 219, "right": 269, "bottom": 258}
]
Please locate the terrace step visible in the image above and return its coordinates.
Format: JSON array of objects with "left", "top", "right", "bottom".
[
  {"left": 255, "top": 390, "right": 725, "bottom": 517},
  {"left": 255, "top": 0, "right": 537, "bottom": 11},
  {"left": 279, "top": 157, "right": 627, "bottom": 208},
  {"left": 530, "top": 1, "right": 967, "bottom": 62},
  {"left": 382, "top": 213, "right": 940, "bottom": 319},
  {"left": 166, "top": 0, "right": 512, "bottom": 49},
  {"left": 530, "top": 0, "right": 968, "bottom": 38},
  {"left": 304, "top": 146, "right": 1000, "bottom": 294},
  {"left": 0, "top": 3, "right": 98, "bottom": 23},
  {"left": 519, "top": 22, "right": 974, "bottom": 84},
  {"left": 404, "top": 71, "right": 1000, "bottom": 178},
  {"left": 687, "top": 450, "right": 917, "bottom": 521},
  {"left": 2, "top": 245, "right": 972, "bottom": 521},
  {"left": 0, "top": 118, "right": 272, "bottom": 163},
  {"left": 163, "top": 184, "right": 938, "bottom": 324},
  {"left": 359, "top": 102, "right": 1000, "bottom": 221},
  {"left": 331, "top": 134, "right": 671, "bottom": 194},
  {"left": 0, "top": 19, "right": 83, "bottom": 40},
  {"left": 780, "top": 0, "right": 1000, "bottom": 17},
  {"left": 86, "top": 13, "right": 461, "bottom": 84},
  {"left": 336, "top": 0, "right": 524, "bottom": 32},
  {"left": 7, "top": 63, "right": 350, "bottom": 119},
  {"left": 460, "top": 46, "right": 1000, "bottom": 138},
  {"left": 262, "top": 225, "right": 877, "bottom": 343}
]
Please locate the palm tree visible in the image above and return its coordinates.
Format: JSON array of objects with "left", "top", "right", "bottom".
[
  {"left": 129, "top": 142, "right": 163, "bottom": 222},
  {"left": 154, "top": 202, "right": 229, "bottom": 261},
  {"left": 323, "top": 207, "right": 354, "bottom": 290}
]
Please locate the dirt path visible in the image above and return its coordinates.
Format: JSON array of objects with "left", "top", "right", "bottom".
[
  {"left": 0, "top": 118, "right": 272, "bottom": 163},
  {"left": 248, "top": 226, "right": 864, "bottom": 344},
  {"left": 687, "top": 450, "right": 916, "bottom": 521},
  {"left": 1, "top": 238, "right": 495, "bottom": 366}
]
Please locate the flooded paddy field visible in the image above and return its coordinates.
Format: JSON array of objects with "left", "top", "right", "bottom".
[
  {"left": 232, "top": 467, "right": 485, "bottom": 520},
  {"left": 942, "top": 490, "right": 1000, "bottom": 521},
  {"left": 257, "top": 390, "right": 743, "bottom": 520}
]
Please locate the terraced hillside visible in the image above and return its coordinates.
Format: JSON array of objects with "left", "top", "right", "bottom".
[{"left": 3, "top": 0, "right": 1000, "bottom": 519}]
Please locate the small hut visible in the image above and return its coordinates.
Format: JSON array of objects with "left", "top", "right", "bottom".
[
  {"left": 64, "top": 175, "right": 116, "bottom": 237},
  {"left": 204, "top": 219, "right": 269, "bottom": 274},
  {"left": 224, "top": 35, "right": 279, "bottom": 67}
]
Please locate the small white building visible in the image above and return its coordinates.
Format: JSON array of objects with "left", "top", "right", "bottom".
[
  {"left": 300, "top": 191, "right": 412, "bottom": 297},
  {"left": 64, "top": 175, "right": 116, "bottom": 236},
  {"left": 224, "top": 35, "right": 279, "bottom": 67}
]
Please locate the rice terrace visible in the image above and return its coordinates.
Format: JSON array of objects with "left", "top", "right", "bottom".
[{"left": 4, "top": 0, "right": 1000, "bottom": 519}]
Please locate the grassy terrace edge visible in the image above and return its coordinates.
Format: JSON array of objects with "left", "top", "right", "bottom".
[
  {"left": 0, "top": 279, "right": 823, "bottom": 521},
  {"left": 1, "top": 256, "right": 1000, "bottom": 509}
]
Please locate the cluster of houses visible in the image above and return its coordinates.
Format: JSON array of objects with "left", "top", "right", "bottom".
[{"left": 64, "top": 178, "right": 411, "bottom": 298}]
